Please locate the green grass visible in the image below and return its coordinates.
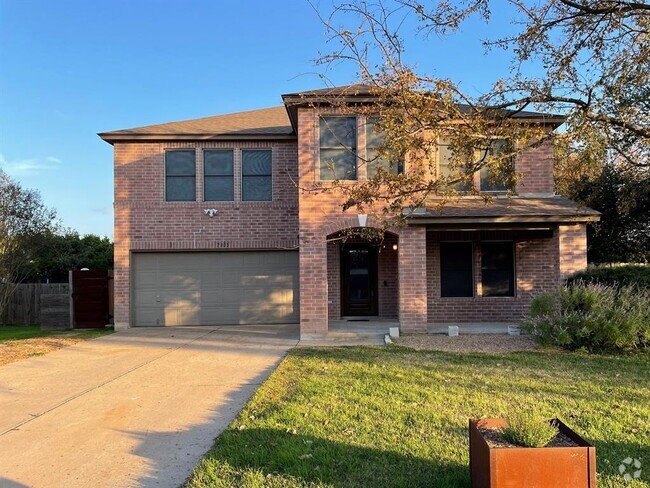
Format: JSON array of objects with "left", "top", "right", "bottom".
[
  {"left": 187, "top": 346, "right": 650, "bottom": 488},
  {"left": 0, "top": 324, "right": 113, "bottom": 342}
]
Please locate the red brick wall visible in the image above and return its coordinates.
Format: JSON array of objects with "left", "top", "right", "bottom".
[
  {"left": 113, "top": 104, "right": 567, "bottom": 332},
  {"left": 426, "top": 230, "right": 560, "bottom": 323},
  {"left": 559, "top": 224, "right": 587, "bottom": 279},
  {"left": 113, "top": 140, "right": 299, "bottom": 328},
  {"left": 297, "top": 107, "right": 408, "bottom": 335},
  {"left": 326, "top": 241, "right": 341, "bottom": 320},
  {"left": 515, "top": 139, "right": 555, "bottom": 195},
  {"left": 296, "top": 105, "right": 561, "bottom": 334},
  {"left": 378, "top": 234, "right": 399, "bottom": 319},
  {"left": 399, "top": 226, "right": 428, "bottom": 332}
]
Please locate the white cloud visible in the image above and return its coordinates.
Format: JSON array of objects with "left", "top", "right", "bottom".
[{"left": 0, "top": 153, "right": 63, "bottom": 176}]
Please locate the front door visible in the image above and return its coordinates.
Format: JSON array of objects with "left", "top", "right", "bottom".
[{"left": 341, "top": 244, "right": 378, "bottom": 316}]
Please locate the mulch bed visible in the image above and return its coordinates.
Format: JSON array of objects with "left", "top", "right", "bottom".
[
  {"left": 478, "top": 424, "right": 578, "bottom": 448},
  {"left": 395, "top": 334, "right": 540, "bottom": 353}
]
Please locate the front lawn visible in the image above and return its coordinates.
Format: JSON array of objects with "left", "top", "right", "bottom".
[
  {"left": 187, "top": 346, "right": 650, "bottom": 487},
  {"left": 0, "top": 325, "right": 112, "bottom": 342},
  {"left": 0, "top": 325, "right": 114, "bottom": 366}
]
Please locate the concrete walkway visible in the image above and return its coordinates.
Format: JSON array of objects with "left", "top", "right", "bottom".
[{"left": 0, "top": 325, "right": 298, "bottom": 488}]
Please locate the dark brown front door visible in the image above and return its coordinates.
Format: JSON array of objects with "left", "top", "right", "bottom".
[{"left": 341, "top": 244, "right": 378, "bottom": 316}]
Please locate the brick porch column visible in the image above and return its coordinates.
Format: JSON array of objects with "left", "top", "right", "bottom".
[
  {"left": 299, "top": 234, "right": 329, "bottom": 337},
  {"left": 398, "top": 226, "right": 428, "bottom": 333},
  {"left": 559, "top": 223, "right": 588, "bottom": 280}
]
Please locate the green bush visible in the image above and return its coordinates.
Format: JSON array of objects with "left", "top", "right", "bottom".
[
  {"left": 567, "top": 265, "right": 650, "bottom": 290},
  {"left": 499, "top": 412, "right": 558, "bottom": 448},
  {"left": 522, "top": 281, "right": 650, "bottom": 353}
]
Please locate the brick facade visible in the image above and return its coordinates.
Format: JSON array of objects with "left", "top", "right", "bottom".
[
  {"left": 110, "top": 98, "right": 592, "bottom": 335},
  {"left": 426, "top": 230, "right": 560, "bottom": 323},
  {"left": 113, "top": 140, "right": 299, "bottom": 329},
  {"left": 514, "top": 139, "right": 555, "bottom": 195},
  {"left": 559, "top": 224, "right": 588, "bottom": 279},
  {"left": 398, "top": 226, "right": 428, "bottom": 333}
]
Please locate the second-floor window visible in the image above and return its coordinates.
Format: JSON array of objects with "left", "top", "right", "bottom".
[
  {"left": 319, "top": 116, "right": 357, "bottom": 180},
  {"left": 203, "top": 150, "right": 234, "bottom": 201},
  {"left": 480, "top": 140, "right": 514, "bottom": 192},
  {"left": 242, "top": 149, "right": 272, "bottom": 201},
  {"left": 165, "top": 150, "right": 196, "bottom": 201},
  {"left": 438, "top": 139, "right": 473, "bottom": 191},
  {"left": 366, "top": 117, "right": 403, "bottom": 178}
]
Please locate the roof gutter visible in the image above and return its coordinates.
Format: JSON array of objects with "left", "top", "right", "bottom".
[
  {"left": 280, "top": 93, "right": 565, "bottom": 133},
  {"left": 406, "top": 215, "right": 600, "bottom": 224},
  {"left": 98, "top": 132, "right": 297, "bottom": 145}
]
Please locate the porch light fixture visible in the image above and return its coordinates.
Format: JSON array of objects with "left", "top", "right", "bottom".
[
  {"left": 357, "top": 214, "right": 368, "bottom": 227},
  {"left": 392, "top": 244, "right": 398, "bottom": 251}
]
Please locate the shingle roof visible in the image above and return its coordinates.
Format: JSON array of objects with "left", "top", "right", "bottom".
[
  {"left": 99, "top": 84, "right": 563, "bottom": 144},
  {"left": 283, "top": 84, "right": 562, "bottom": 121},
  {"left": 98, "top": 106, "right": 293, "bottom": 143},
  {"left": 283, "top": 83, "right": 373, "bottom": 98},
  {"left": 410, "top": 197, "right": 600, "bottom": 223}
]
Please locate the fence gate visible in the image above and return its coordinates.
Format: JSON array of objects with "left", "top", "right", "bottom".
[{"left": 72, "top": 270, "right": 110, "bottom": 328}]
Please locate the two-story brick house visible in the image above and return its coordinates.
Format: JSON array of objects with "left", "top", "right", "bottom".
[{"left": 100, "top": 84, "right": 599, "bottom": 337}]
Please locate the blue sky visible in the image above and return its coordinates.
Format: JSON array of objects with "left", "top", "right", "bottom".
[{"left": 0, "top": 0, "right": 520, "bottom": 238}]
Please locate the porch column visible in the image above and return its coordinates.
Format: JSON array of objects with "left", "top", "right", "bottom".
[
  {"left": 558, "top": 223, "right": 588, "bottom": 280},
  {"left": 398, "top": 226, "right": 428, "bottom": 333},
  {"left": 299, "top": 234, "right": 329, "bottom": 338}
]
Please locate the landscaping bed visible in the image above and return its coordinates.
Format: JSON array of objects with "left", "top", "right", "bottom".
[
  {"left": 186, "top": 346, "right": 649, "bottom": 487},
  {"left": 395, "top": 334, "right": 539, "bottom": 353}
]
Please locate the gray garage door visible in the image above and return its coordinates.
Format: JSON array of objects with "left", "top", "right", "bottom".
[{"left": 132, "top": 251, "right": 299, "bottom": 326}]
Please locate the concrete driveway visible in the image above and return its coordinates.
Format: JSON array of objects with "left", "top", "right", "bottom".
[{"left": 0, "top": 325, "right": 298, "bottom": 488}]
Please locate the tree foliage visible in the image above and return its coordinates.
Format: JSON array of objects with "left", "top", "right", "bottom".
[
  {"left": 311, "top": 0, "right": 650, "bottom": 219},
  {"left": 20, "top": 231, "right": 114, "bottom": 283},
  {"left": 0, "top": 170, "right": 58, "bottom": 314},
  {"left": 559, "top": 160, "right": 650, "bottom": 263}
]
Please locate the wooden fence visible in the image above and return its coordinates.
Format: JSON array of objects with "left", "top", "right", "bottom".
[{"left": 0, "top": 283, "right": 70, "bottom": 326}]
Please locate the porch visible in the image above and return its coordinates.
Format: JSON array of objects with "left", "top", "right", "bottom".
[{"left": 299, "top": 318, "right": 518, "bottom": 345}]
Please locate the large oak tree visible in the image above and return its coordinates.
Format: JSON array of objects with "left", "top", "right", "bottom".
[{"left": 310, "top": 0, "right": 649, "bottom": 223}]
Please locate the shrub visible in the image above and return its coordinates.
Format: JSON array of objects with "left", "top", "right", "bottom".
[
  {"left": 522, "top": 281, "right": 650, "bottom": 353},
  {"left": 499, "top": 412, "right": 558, "bottom": 448},
  {"left": 567, "top": 265, "right": 650, "bottom": 290}
]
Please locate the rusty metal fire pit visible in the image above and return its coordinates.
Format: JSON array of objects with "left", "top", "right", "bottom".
[{"left": 469, "top": 418, "right": 597, "bottom": 487}]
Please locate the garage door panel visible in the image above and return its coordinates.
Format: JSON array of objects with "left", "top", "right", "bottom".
[
  {"left": 140, "top": 313, "right": 160, "bottom": 327},
  {"left": 133, "top": 251, "right": 299, "bottom": 326},
  {"left": 221, "top": 272, "right": 244, "bottom": 286},
  {"left": 133, "top": 270, "right": 158, "bottom": 289},
  {"left": 135, "top": 291, "right": 158, "bottom": 306},
  {"left": 162, "top": 308, "right": 199, "bottom": 326}
]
